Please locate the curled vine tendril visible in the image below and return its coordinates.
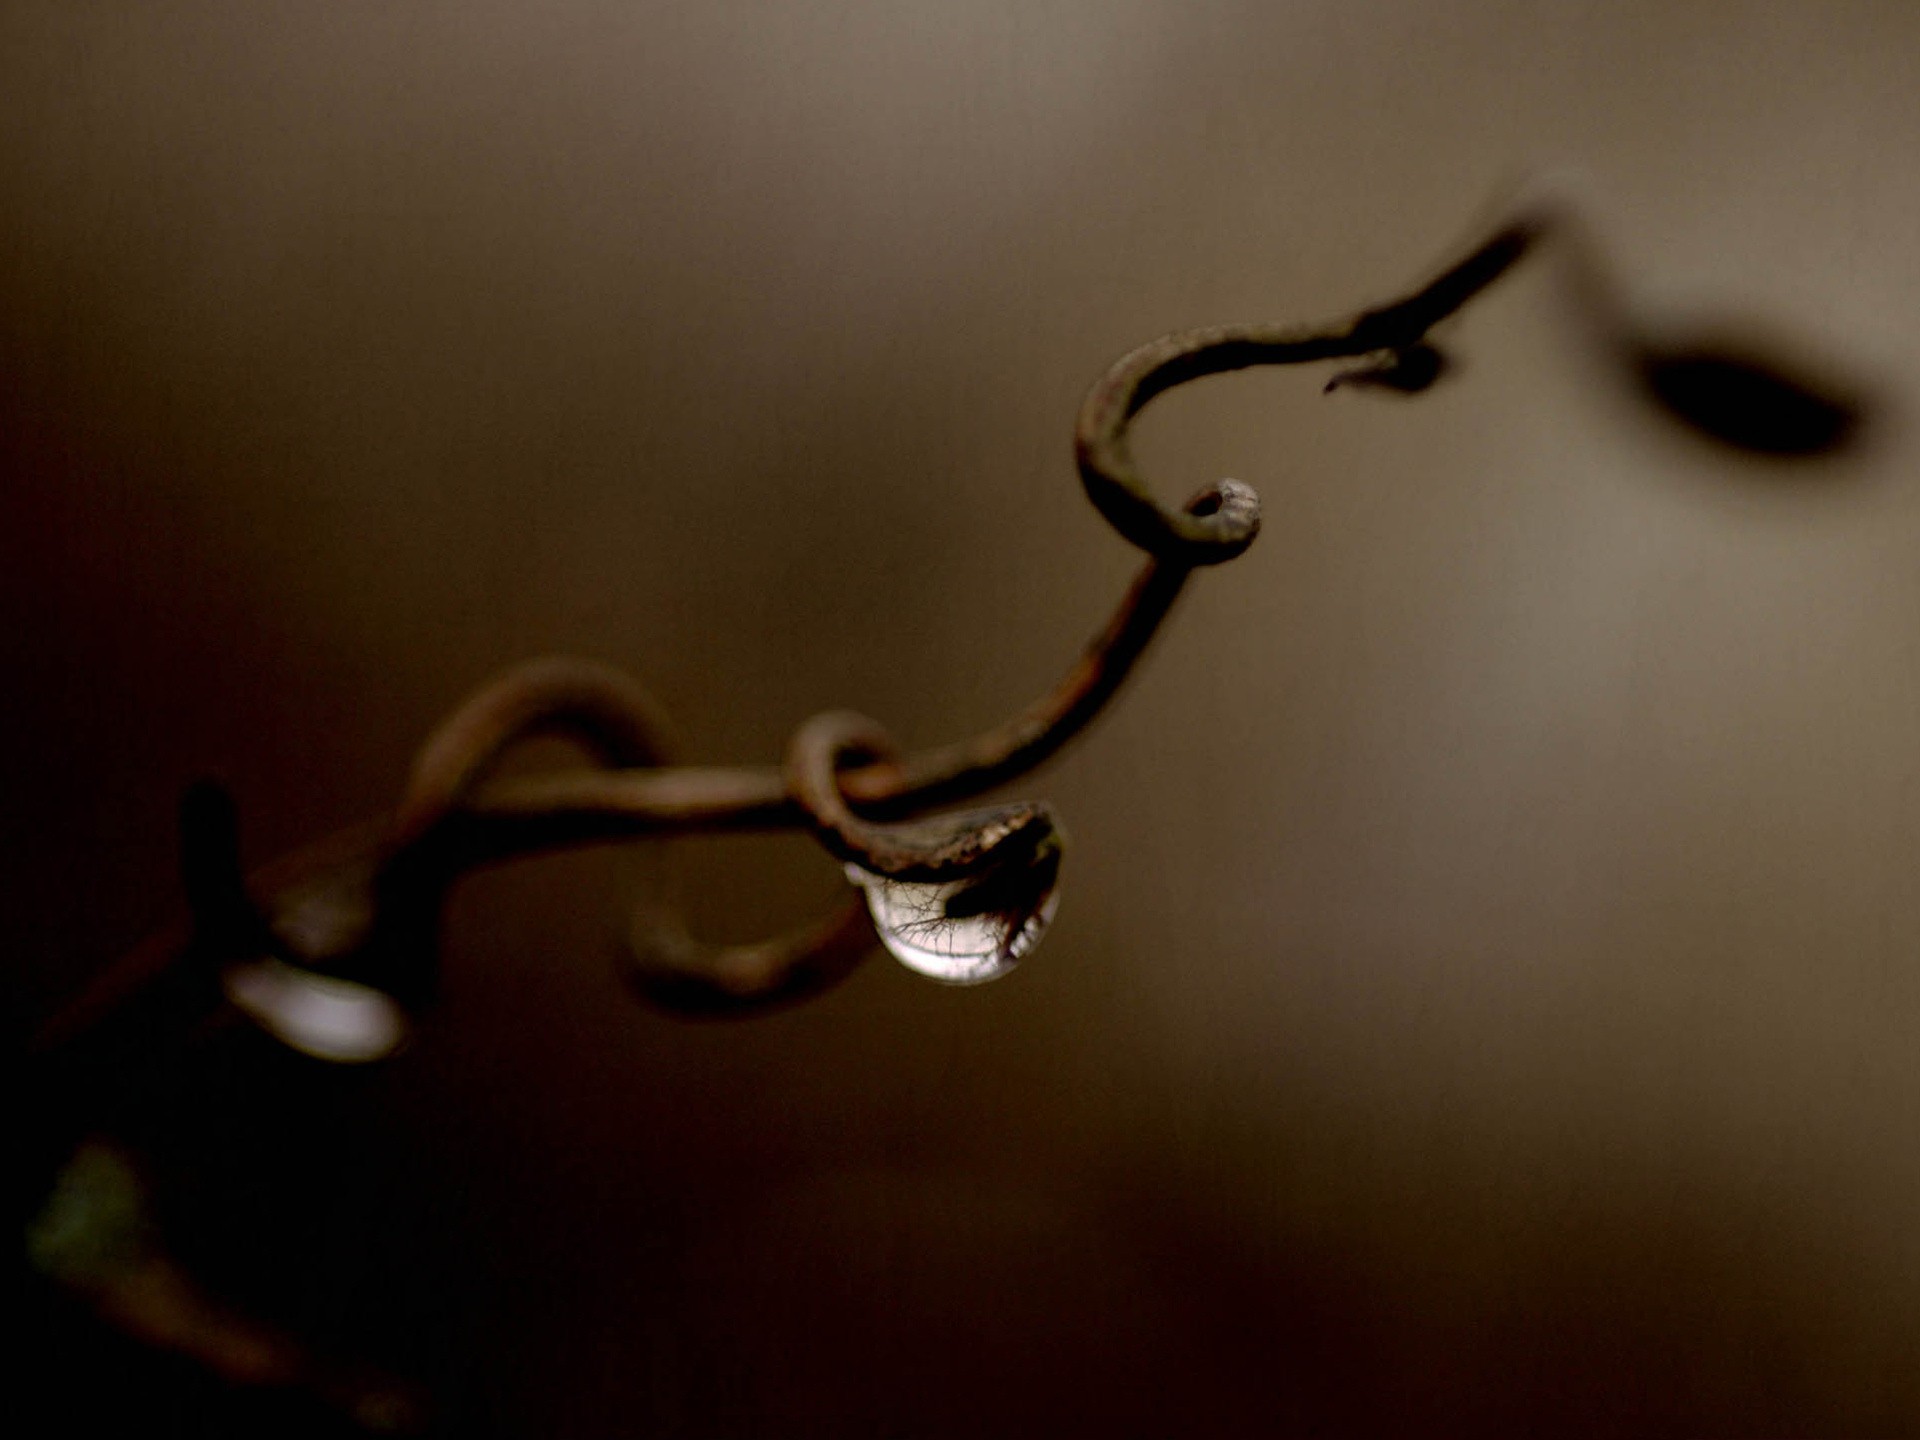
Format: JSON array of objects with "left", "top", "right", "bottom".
[
  {"left": 37, "top": 191, "right": 1873, "bottom": 1058},
  {"left": 25, "top": 187, "right": 1876, "bottom": 1428},
  {"left": 36, "top": 185, "right": 1873, "bottom": 1064}
]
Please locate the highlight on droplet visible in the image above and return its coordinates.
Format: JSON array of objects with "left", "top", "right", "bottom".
[{"left": 222, "top": 957, "right": 409, "bottom": 1063}]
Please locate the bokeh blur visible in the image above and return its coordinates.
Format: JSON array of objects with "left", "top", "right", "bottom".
[{"left": 8, "top": 3, "right": 1920, "bottom": 1434}]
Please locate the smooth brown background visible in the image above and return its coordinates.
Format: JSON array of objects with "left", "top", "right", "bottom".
[{"left": 8, "top": 3, "right": 1920, "bottom": 1434}]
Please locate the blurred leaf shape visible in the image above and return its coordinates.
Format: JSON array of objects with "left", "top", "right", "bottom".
[{"left": 1634, "top": 340, "right": 1865, "bottom": 457}]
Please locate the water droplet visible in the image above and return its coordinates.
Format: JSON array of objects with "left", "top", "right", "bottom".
[
  {"left": 223, "top": 957, "right": 409, "bottom": 1063},
  {"left": 844, "top": 834, "right": 1063, "bottom": 986}
]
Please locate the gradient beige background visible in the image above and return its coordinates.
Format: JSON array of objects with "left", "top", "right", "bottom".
[{"left": 9, "top": 3, "right": 1920, "bottom": 1434}]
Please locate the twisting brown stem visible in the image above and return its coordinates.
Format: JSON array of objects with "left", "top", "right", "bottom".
[
  {"left": 391, "top": 656, "right": 675, "bottom": 850},
  {"left": 433, "top": 214, "right": 1559, "bottom": 863},
  {"left": 1074, "top": 212, "right": 1544, "bottom": 565},
  {"left": 624, "top": 892, "right": 877, "bottom": 1017},
  {"left": 31, "top": 187, "right": 1877, "bottom": 1432},
  {"left": 379, "top": 656, "right": 887, "bottom": 1009},
  {"left": 42, "top": 200, "right": 1564, "bottom": 1048},
  {"left": 439, "top": 537, "right": 1204, "bottom": 859}
]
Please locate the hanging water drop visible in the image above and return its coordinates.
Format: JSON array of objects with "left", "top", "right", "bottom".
[
  {"left": 223, "top": 957, "right": 410, "bottom": 1063},
  {"left": 844, "top": 831, "right": 1063, "bottom": 985}
]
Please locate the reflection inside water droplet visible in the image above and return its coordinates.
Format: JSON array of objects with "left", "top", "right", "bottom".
[
  {"left": 845, "top": 833, "right": 1063, "bottom": 985},
  {"left": 223, "top": 957, "right": 409, "bottom": 1063}
]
